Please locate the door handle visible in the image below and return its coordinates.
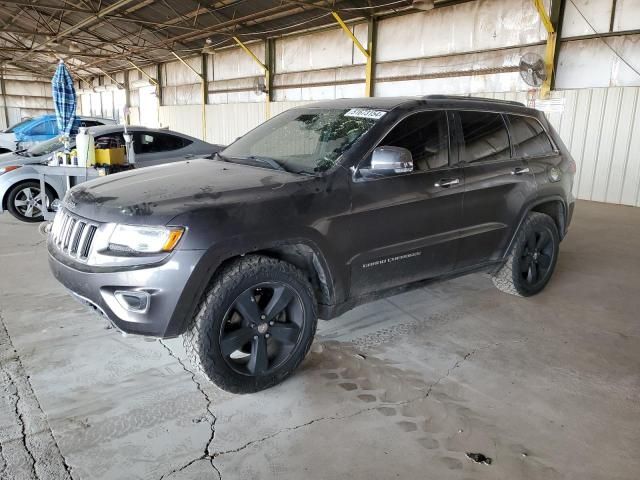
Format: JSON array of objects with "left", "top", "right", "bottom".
[
  {"left": 511, "top": 167, "right": 530, "bottom": 175},
  {"left": 434, "top": 178, "right": 460, "bottom": 188}
]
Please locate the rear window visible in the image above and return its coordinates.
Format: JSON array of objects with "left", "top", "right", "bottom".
[
  {"left": 134, "top": 132, "right": 189, "bottom": 154},
  {"left": 457, "top": 111, "right": 510, "bottom": 163},
  {"left": 507, "top": 115, "right": 555, "bottom": 158}
]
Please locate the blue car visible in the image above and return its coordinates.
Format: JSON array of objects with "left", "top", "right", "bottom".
[{"left": 0, "top": 115, "right": 115, "bottom": 153}]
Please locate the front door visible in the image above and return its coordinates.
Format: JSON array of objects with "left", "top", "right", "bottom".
[
  {"left": 452, "top": 110, "right": 537, "bottom": 269},
  {"left": 348, "top": 110, "right": 465, "bottom": 297}
]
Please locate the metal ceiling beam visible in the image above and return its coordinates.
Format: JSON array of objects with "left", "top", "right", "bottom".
[
  {"left": 0, "top": 1, "right": 94, "bottom": 14},
  {"left": 12, "top": 0, "right": 140, "bottom": 57}
]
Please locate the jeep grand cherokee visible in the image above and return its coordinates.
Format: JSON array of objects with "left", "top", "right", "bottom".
[{"left": 48, "top": 96, "right": 576, "bottom": 393}]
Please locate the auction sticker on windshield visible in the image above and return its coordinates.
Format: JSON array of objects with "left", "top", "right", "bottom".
[{"left": 344, "top": 108, "right": 386, "bottom": 120}]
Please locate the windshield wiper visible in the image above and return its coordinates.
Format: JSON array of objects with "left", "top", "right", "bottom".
[{"left": 233, "top": 155, "right": 288, "bottom": 172}]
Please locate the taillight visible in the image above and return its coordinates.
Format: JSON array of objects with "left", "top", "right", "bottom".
[{"left": 568, "top": 159, "right": 577, "bottom": 174}]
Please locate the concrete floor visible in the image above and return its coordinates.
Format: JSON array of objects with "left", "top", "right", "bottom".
[{"left": 0, "top": 200, "right": 639, "bottom": 480}]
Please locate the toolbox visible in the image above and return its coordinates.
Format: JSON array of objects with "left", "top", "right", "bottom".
[{"left": 95, "top": 147, "right": 126, "bottom": 165}]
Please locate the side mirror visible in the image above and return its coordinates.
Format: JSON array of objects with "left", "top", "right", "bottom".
[{"left": 359, "top": 146, "right": 413, "bottom": 178}]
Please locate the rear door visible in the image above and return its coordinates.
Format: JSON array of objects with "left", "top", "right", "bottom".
[
  {"left": 348, "top": 109, "right": 465, "bottom": 297},
  {"left": 452, "top": 110, "right": 536, "bottom": 269}
]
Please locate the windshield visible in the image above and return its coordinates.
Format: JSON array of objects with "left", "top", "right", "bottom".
[
  {"left": 27, "top": 136, "right": 66, "bottom": 156},
  {"left": 221, "top": 107, "right": 384, "bottom": 174},
  {"left": 5, "top": 118, "right": 34, "bottom": 133}
]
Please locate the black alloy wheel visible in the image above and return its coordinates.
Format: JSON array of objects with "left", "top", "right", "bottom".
[
  {"left": 220, "top": 283, "right": 304, "bottom": 376},
  {"left": 492, "top": 212, "right": 560, "bottom": 297},
  {"left": 183, "top": 255, "right": 318, "bottom": 393},
  {"left": 520, "top": 229, "right": 554, "bottom": 287}
]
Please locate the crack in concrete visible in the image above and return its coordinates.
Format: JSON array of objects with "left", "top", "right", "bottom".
[
  {"left": 0, "top": 308, "right": 73, "bottom": 480},
  {"left": 155, "top": 342, "right": 482, "bottom": 478},
  {"left": 158, "top": 340, "right": 219, "bottom": 480},
  {"left": 11, "top": 374, "right": 39, "bottom": 479},
  {"left": 213, "top": 348, "right": 477, "bottom": 461}
]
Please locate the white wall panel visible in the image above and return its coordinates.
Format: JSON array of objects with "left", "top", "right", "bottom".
[
  {"left": 613, "top": 0, "right": 640, "bottom": 30},
  {"left": 555, "top": 35, "right": 640, "bottom": 88},
  {"left": 213, "top": 43, "right": 265, "bottom": 81},
  {"left": 376, "top": 0, "right": 547, "bottom": 63},
  {"left": 562, "top": 0, "right": 613, "bottom": 37},
  {"left": 276, "top": 24, "right": 367, "bottom": 73}
]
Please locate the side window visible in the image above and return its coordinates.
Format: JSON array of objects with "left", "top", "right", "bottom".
[
  {"left": 457, "top": 111, "right": 510, "bottom": 163},
  {"left": 94, "top": 133, "right": 125, "bottom": 149},
  {"left": 134, "top": 133, "right": 185, "bottom": 154},
  {"left": 369, "top": 110, "right": 449, "bottom": 171},
  {"left": 82, "top": 121, "right": 103, "bottom": 128},
  {"left": 507, "top": 115, "right": 555, "bottom": 157}
]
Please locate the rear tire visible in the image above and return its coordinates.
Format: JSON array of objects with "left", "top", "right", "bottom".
[
  {"left": 6, "top": 181, "right": 55, "bottom": 223},
  {"left": 183, "top": 255, "right": 318, "bottom": 394},
  {"left": 492, "top": 212, "right": 559, "bottom": 297}
]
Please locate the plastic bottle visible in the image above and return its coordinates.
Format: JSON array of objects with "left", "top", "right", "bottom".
[{"left": 76, "top": 127, "right": 95, "bottom": 167}]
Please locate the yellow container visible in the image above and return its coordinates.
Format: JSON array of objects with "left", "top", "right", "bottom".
[{"left": 94, "top": 147, "right": 126, "bottom": 165}]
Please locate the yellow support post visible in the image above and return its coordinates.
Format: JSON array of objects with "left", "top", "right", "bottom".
[
  {"left": 232, "top": 36, "right": 270, "bottom": 120},
  {"left": 170, "top": 51, "right": 207, "bottom": 141},
  {"left": 532, "top": 0, "right": 557, "bottom": 99},
  {"left": 332, "top": 11, "right": 373, "bottom": 97}
]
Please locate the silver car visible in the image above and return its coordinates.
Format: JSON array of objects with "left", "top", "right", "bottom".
[{"left": 0, "top": 125, "right": 222, "bottom": 222}]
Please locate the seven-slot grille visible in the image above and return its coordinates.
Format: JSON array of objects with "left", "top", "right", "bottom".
[{"left": 50, "top": 209, "right": 99, "bottom": 261}]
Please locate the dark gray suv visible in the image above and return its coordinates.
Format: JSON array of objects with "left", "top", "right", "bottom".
[{"left": 48, "top": 96, "right": 576, "bottom": 393}]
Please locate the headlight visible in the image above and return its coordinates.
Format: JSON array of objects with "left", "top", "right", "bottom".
[
  {"left": 108, "top": 225, "right": 184, "bottom": 254},
  {"left": 0, "top": 165, "right": 21, "bottom": 175}
]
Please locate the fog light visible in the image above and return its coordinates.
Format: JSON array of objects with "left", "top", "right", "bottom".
[{"left": 114, "top": 290, "right": 150, "bottom": 313}]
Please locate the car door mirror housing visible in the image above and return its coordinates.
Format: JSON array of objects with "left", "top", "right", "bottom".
[{"left": 359, "top": 146, "right": 414, "bottom": 178}]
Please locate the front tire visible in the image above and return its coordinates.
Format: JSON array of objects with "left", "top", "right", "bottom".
[
  {"left": 492, "top": 212, "right": 559, "bottom": 297},
  {"left": 184, "top": 255, "right": 318, "bottom": 394},
  {"left": 6, "top": 181, "right": 54, "bottom": 223}
]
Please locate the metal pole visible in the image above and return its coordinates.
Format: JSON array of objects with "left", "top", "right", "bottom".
[
  {"left": 0, "top": 66, "right": 9, "bottom": 129},
  {"left": 201, "top": 54, "right": 208, "bottom": 141},
  {"left": 366, "top": 17, "right": 377, "bottom": 98},
  {"left": 265, "top": 38, "right": 275, "bottom": 119}
]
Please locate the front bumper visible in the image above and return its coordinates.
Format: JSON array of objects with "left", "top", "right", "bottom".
[{"left": 48, "top": 247, "right": 207, "bottom": 337}]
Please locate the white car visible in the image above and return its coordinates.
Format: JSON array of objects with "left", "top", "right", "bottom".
[{"left": 0, "top": 125, "right": 223, "bottom": 222}]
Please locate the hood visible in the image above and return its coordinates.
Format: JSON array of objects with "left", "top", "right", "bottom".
[
  {"left": 0, "top": 151, "right": 42, "bottom": 168},
  {"left": 65, "top": 158, "right": 304, "bottom": 224}
]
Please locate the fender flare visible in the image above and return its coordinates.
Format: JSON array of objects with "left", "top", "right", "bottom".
[{"left": 501, "top": 195, "right": 568, "bottom": 260}]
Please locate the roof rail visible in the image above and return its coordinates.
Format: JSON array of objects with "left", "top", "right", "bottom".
[{"left": 424, "top": 94, "right": 525, "bottom": 107}]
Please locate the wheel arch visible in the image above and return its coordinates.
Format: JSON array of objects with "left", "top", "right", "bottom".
[
  {"left": 529, "top": 198, "right": 566, "bottom": 239},
  {"left": 2, "top": 178, "right": 59, "bottom": 211},
  {"left": 501, "top": 195, "right": 567, "bottom": 262},
  {"left": 164, "top": 238, "right": 338, "bottom": 338}
]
